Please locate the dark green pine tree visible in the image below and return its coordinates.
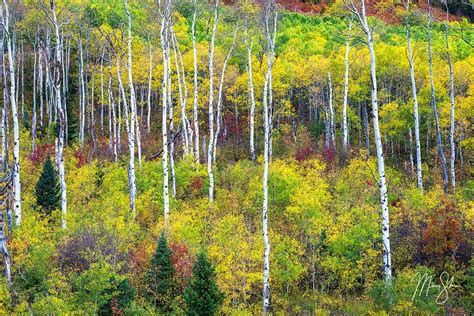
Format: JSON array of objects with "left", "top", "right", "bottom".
[
  {"left": 66, "top": 103, "right": 79, "bottom": 144},
  {"left": 35, "top": 155, "right": 60, "bottom": 215},
  {"left": 184, "top": 251, "right": 224, "bottom": 316},
  {"left": 145, "top": 234, "right": 176, "bottom": 312}
]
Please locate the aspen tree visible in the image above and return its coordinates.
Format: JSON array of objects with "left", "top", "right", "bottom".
[
  {"left": 262, "top": 1, "right": 276, "bottom": 313},
  {"left": 342, "top": 19, "right": 352, "bottom": 152},
  {"left": 192, "top": 0, "right": 199, "bottom": 163},
  {"left": 207, "top": 0, "right": 220, "bottom": 203},
  {"left": 49, "top": 0, "right": 67, "bottom": 228},
  {"left": 443, "top": 3, "right": 456, "bottom": 192},
  {"left": 427, "top": 0, "right": 449, "bottom": 193},
  {"left": 0, "top": 0, "right": 21, "bottom": 225},
  {"left": 404, "top": 0, "right": 423, "bottom": 189},
  {"left": 348, "top": 0, "right": 392, "bottom": 283}
]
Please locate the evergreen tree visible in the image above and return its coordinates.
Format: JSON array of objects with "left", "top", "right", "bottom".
[
  {"left": 65, "top": 103, "right": 79, "bottom": 144},
  {"left": 144, "top": 234, "right": 176, "bottom": 312},
  {"left": 184, "top": 251, "right": 224, "bottom": 316},
  {"left": 34, "top": 155, "right": 60, "bottom": 215}
]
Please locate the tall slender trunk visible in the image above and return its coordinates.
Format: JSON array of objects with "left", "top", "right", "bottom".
[
  {"left": 327, "top": 71, "right": 335, "bottom": 149},
  {"left": 117, "top": 87, "right": 122, "bottom": 154},
  {"left": 262, "top": 2, "right": 276, "bottom": 313},
  {"left": 63, "top": 35, "right": 70, "bottom": 143},
  {"left": 207, "top": 0, "right": 219, "bottom": 203},
  {"left": 147, "top": 35, "right": 153, "bottom": 134},
  {"left": 32, "top": 36, "right": 38, "bottom": 152},
  {"left": 350, "top": 0, "right": 392, "bottom": 283},
  {"left": 20, "top": 41, "right": 24, "bottom": 123},
  {"left": 49, "top": 0, "right": 67, "bottom": 228},
  {"left": 246, "top": 20, "right": 256, "bottom": 162},
  {"left": 100, "top": 50, "right": 105, "bottom": 136},
  {"left": 0, "top": 207, "right": 11, "bottom": 288},
  {"left": 192, "top": 0, "right": 200, "bottom": 163},
  {"left": 427, "top": 0, "right": 449, "bottom": 193},
  {"left": 213, "top": 25, "right": 238, "bottom": 162},
  {"left": 268, "top": 12, "right": 277, "bottom": 161},
  {"left": 167, "top": 36, "right": 176, "bottom": 199},
  {"left": 124, "top": 0, "right": 138, "bottom": 216},
  {"left": 405, "top": 6, "right": 423, "bottom": 189},
  {"left": 408, "top": 128, "right": 414, "bottom": 176},
  {"left": 444, "top": 4, "right": 455, "bottom": 192},
  {"left": 171, "top": 31, "right": 190, "bottom": 156},
  {"left": 115, "top": 51, "right": 136, "bottom": 216},
  {"left": 342, "top": 20, "right": 352, "bottom": 151},
  {"left": 160, "top": 0, "right": 171, "bottom": 228},
  {"left": 1, "top": 0, "right": 21, "bottom": 225},
  {"left": 108, "top": 75, "right": 118, "bottom": 161},
  {"left": 1, "top": 29, "right": 8, "bottom": 172},
  {"left": 78, "top": 38, "right": 86, "bottom": 145},
  {"left": 107, "top": 74, "right": 114, "bottom": 157},
  {"left": 38, "top": 44, "right": 44, "bottom": 129}
]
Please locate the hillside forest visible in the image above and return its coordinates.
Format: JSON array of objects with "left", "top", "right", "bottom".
[{"left": 0, "top": 0, "right": 472, "bottom": 314}]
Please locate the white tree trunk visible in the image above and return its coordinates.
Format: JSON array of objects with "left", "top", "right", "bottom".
[
  {"left": 342, "top": 20, "right": 352, "bottom": 151},
  {"left": 444, "top": 7, "right": 456, "bottom": 192},
  {"left": 160, "top": 0, "right": 171, "bottom": 228},
  {"left": 38, "top": 45, "right": 44, "bottom": 128},
  {"left": 171, "top": 31, "right": 190, "bottom": 157},
  {"left": 115, "top": 52, "right": 136, "bottom": 216},
  {"left": 350, "top": 0, "right": 392, "bottom": 283},
  {"left": 166, "top": 38, "right": 176, "bottom": 199},
  {"left": 262, "top": 2, "right": 276, "bottom": 313},
  {"left": 246, "top": 20, "right": 256, "bottom": 162},
  {"left": 108, "top": 75, "right": 118, "bottom": 161},
  {"left": 408, "top": 128, "right": 415, "bottom": 176},
  {"left": 405, "top": 9, "right": 423, "bottom": 189},
  {"left": 78, "top": 38, "right": 86, "bottom": 145},
  {"left": 427, "top": 0, "right": 449, "bottom": 193},
  {"left": 107, "top": 75, "right": 113, "bottom": 154},
  {"left": 124, "top": 0, "right": 138, "bottom": 216},
  {"left": 1, "top": 29, "right": 8, "bottom": 171},
  {"left": 207, "top": 0, "right": 219, "bottom": 203},
  {"left": 1, "top": 0, "right": 21, "bottom": 225},
  {"left": 31, "top": 36, "right": 38, "bottom": 152},
  {"left": 192, "top": 0, "right": 200, "bottom": 163},
  {"left": 100, "top": 50, "right": 105, "bottom": 136},
  {"left": 0, "top": 210, "right": 11, "bottom": 287},
  {"left": 147, "top": 35, "right": 153, "bottom": 134},
  {"left": 212, "top": 26, "right": 238, "bottom": 163},
  {"left": 327, "top": 71, "right": 336, "bottom": 149},
  {"left": 49, "top": 0, "right": 67, "bottom": 228}
]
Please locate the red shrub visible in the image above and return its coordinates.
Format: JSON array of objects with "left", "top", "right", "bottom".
[
  {"left": 29, "top": 144, "right": 55, "bottom": 163},
  {"left": 295, "top": 146, "right": 314, "bottom": 162},
  {"left": 169, "top": 242, "right": 193, "bottom": 291},
  {"left": 74, "top": 150, "right": 87, "bottom": 168},
  {"left": 422, "top": 200, "right": 465, "bottom": 268},
  {"left": 188, "top": 176, "right": 203, "bottom": 195},
  {"left": 322, "top": 147, "right": 336, "bottom": 164}
]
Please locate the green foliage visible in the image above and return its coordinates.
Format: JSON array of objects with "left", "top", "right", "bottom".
[
  {"left": 369, "top": 266, "right": 441, "bottom": 313},
  {"left": 73, "top": 260, "right": 134, "bottom": 313},
  {"left": 35, "top": 156, "right": 60, "bottom": 215},
  {"left": 184, "top": 251, "right": 224, "bottom": 316},
  {"left": 144, "top": 234, "right": 177, "bottom": 312}
]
